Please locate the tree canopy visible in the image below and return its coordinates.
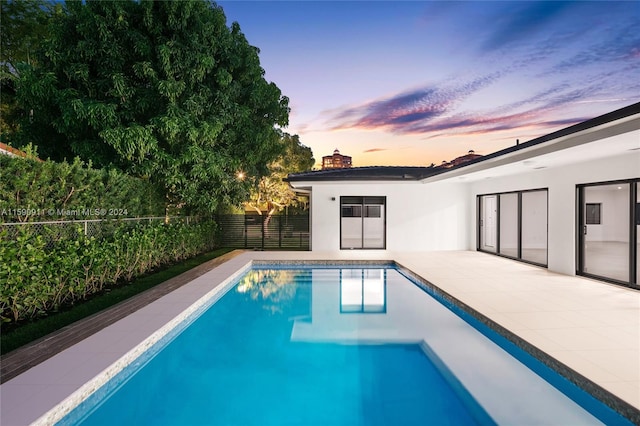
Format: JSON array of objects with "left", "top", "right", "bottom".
[
  {"left": 0, "top": 0, "right": 52, "bottom": 139},
  {"left": 245, "top": 132, "right": 314, "bottom": 216},
  {"left": 16, "top": 0, "right": 290, "bottom": 213}
]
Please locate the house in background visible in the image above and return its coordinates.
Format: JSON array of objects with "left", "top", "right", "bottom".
[
  {"left": 438, "top": 149, "right": 483, "bottom": 168},
  {"left": 322, "top": 148, "right": 352, "bottom": 170},
  {"left": 287, "top": 102, "right": 640, "bottom": 289}
]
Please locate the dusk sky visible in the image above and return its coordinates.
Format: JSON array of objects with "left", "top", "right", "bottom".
[{"left": 218, "top": 1, "right": 640, "bottom": 168}]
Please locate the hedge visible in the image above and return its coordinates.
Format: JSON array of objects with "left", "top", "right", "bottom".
[
  {"left": 0, "top": 154, "right": 165, "bottom": 223},
  {"left": 0, "top": 220, "right": 217, "bottom": 324}
]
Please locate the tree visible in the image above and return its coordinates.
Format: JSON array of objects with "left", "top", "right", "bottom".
[
  {"left": 16, "top": 0, "right": 289, "bottom": 213},
  {"left": 245, "top": 132, "right": 314, "bottom": 219},
  {"left": 0, "top": 0, "right": 52, "bottom": 140}
]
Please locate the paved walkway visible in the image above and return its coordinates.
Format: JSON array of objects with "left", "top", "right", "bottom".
[{"left": 1, "top": 250, "right": 638, "bottom": 425}]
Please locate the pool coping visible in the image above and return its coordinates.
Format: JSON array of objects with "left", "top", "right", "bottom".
[
  {"left": 1, "top": 253, "right": 639, "bottom": 425},
  {"left": 392, "top": 261, "right": 640, "bottom": 424},
  {"left": 0, "top": 250, "right": 246, "bottom": 384},
  {"left": 36, "top": 262, "right": 253, "bottom": 426}
]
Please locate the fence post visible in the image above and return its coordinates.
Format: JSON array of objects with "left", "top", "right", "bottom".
[
  {"left": 84, "top": 220, "right": 88, "bottom": 236},
  {"left": 244, "top": 215, "right": 248, "bottom": 248},
  {"left": 278, "top": 215, "right": 282, "bottom": 248},
  {"left": 261, "top": 214, "right": 265, "bottom": 250}
]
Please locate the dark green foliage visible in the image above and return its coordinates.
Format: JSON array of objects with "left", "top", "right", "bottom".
[
  {"left": 17, "top": 0, "right": 290, "bottom": 213},
  {"left": 0, "top": 248, "right": 232, "bottom": 355},
  {"left": 0, "top": 154, "right": 165, "bottom": 222},
  {"left": 0, "top": 220, "right": 218, "bottom": 323},
  {"left": 0, "top": 0, "right": 52, "bottom": 140}
]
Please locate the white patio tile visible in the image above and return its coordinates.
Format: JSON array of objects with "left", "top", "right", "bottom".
[{"left": 607, "top": 381, "right": 640, "bottom": 409}]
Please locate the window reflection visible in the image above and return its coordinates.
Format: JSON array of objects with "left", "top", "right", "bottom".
[{"left": 340, "top": 269, "right": 386, "bottom": 313}]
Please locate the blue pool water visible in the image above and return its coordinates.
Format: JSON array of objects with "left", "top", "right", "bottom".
[{"left": 59, "top": 266, "right": 632, "bottom": 425}]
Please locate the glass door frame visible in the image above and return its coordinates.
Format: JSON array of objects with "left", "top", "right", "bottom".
[
  {"left": 477, "top": 188, "right": 548, "bottom": 268},
  {"left": 576, "top": 179, "right": 639, "bottom": 289},
  {"left": 340, "top": 196, "right": 386, "bottom": 250}
]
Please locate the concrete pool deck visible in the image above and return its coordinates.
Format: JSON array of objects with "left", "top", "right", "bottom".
[{"left": 1, "top": 250, "right": 638, "bottom": 425}]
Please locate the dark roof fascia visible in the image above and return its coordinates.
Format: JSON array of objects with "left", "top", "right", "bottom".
[
  {"left": 423, "top": 101, "right": 640, "bottom": 180},
  {"left": 285, "top": 167, "right": 440, "bottom": 182}
]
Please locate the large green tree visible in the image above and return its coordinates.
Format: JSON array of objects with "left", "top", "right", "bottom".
[
  {"left": 245, "top": 132, "right": 314, "bottom": 218},
  {"left": 0, "top": 0, "right": 52, "bottom": 139},
  {"left": 16, "top": 0, "right": 290, "bottom": 213}
]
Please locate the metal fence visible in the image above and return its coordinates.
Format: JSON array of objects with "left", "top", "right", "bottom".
[
  {"left": 216, "top": 213, "right": 309, "bottom": 250},
  {"left": 1, "top": 214, "right": 310, "bottom": 250},
  {"left": 0, "top": 216, "right": 200, "bottom": 244}
]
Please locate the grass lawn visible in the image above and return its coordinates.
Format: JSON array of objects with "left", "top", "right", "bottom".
[{"left": 1, "top": 248, "right": 233, "bottom": 355}]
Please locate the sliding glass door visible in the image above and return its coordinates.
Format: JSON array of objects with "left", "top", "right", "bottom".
[
  {"left": 340, "top": 197, "right": 386, "bottom": 249},
  {"left": 499, "top": 193, "right": 518, "bottom": 258},
  {"left": 578, "top": 180, "right": 639, "bottom": 288},
  {"left": 479, "top": 195, "right": 497, "bottom": 253},
  {"left": 478, "top": 189, "right": 548, "bottom": 267},
  {"left": 521, "top": 191, "right": 548, "bottom": 265}
]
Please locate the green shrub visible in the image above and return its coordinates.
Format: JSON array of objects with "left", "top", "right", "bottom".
[
  {"left": 0, "top": 220, "right": 217, "bottom": 324},
  {"left": 0, "top": 155, "right": 165, "bottom": 223}
]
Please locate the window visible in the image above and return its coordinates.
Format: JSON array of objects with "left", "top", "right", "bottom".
[
  {"left": 365, "top": 205, "right": 381, "bottom": 218},
  {"left": 341, "top": 206, "right": 362, "bottom": 217},
  {"left": 340, "top": 196, "right": 386, "bottom": 249},
  {"left": 585, "top": 203, "right": 601, "bottom": 225}
]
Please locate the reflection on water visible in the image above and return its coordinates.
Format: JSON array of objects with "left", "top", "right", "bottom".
[
  {"left": 235, "top": 269, "right": 306, "bottom": 314},
  {"left": 340, "top": 269, "right": 386, "bottom": 313}
]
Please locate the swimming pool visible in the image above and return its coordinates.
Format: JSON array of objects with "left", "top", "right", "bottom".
[{"left": 57, "top": 265, "right": 631, "bottom": 425}]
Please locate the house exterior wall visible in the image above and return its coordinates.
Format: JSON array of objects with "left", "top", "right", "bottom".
[
  {"left": 467, "top": 151, "right": 640, "bottom": 275},
  {"left": 302, "top": 149, "right": 638, "bottom": 268},
  {"left": 308, "top": 180, "right": 469, "bottom": 252}
]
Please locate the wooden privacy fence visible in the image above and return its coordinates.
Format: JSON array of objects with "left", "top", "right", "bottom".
[{"left": 216, "top": 213, "right": 309, "bottom": 250}]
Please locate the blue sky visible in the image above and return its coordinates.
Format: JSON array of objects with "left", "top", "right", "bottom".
[{"left": 218, "top": 1, "right": 640, "bottom": 167}]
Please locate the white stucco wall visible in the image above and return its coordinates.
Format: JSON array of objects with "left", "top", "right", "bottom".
[
  {"left": 467, "top": 151, "right": 640, "bottom": 275},
  {"left": 297, "top": 149, "right": 638, "bottom": 272},
  {"left": 291, "top": 117, "right": 638, "bottom": 278},
  {"left": 307, "top": 180, "right": 469, "bottom": 252}
]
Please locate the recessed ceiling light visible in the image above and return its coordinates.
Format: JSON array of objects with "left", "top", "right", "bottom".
[{"left": 617, "top": 186, "right": 622, "bottom": 189}]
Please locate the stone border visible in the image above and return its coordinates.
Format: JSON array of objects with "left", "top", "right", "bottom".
[
  {"left": 34, "top": 262, "right": 251, "bottom": 425},
  {"left": 0, "top": 250, "right": 244, "bottom": 384}
]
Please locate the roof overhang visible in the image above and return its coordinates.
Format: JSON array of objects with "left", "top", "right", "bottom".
[
  {"left": 421, "top": 105, "right": 640, "bottom": 184},
  {"left": 290, "top": 186, "right": 312, "bottom": 194}
]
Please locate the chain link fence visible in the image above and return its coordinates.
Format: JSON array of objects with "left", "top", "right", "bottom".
[{"left": 0, "top": 216, "right": 202, "bottom": 245}]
